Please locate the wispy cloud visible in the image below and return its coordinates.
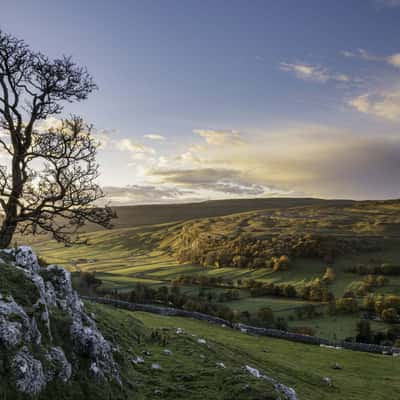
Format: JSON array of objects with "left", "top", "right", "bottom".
[
  {"left": 341, "top": 48, "right": 400, "bottom": 69},
  {"left": 193, "top": 129, "right": 245, "bottom": 145},
  {"left": 144, "top": 134, "right": 166, "bottom": 141},
  {"left": 102, "top": 184, "right": 193, "bottom": 205},
  {"left": 116, "top": 138, "right": 155, "bottom": 154},
  {"left": 279, "top": 62, "right": 350, "bottom": 83},
  {"left": 340, "top": 48, "right": 380, "bottom": 61},
  {"left": 114, "top": 138, "right": 156, "bottom": 160},
  {"left": 349, "top": 90, "right": 400, "bottom": 120}
]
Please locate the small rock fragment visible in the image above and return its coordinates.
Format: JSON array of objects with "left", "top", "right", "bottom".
[{"left": 323, "top": 376, "right": 333, "bottom": 386}]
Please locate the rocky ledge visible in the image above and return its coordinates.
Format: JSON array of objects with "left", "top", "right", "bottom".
[{"left": 0, "top": 246, "right": 120, "bottom": 396}]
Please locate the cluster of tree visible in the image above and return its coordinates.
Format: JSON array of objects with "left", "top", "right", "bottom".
[
  {"left": 363, "top": 294, "right": 400, "bottom": 322},
  {"left": 348, "top": 275, "right": 389, "bottom": 297},
  {"left": 346, "top": 263, "right": 400, "bottom": 276},
  {"left": 196, "top": 286, "right": 241, "bottom": 302},
  {"left": 244, "top": 277, "right": 336, "bottom": 302},
  {"left": 334, "top": 296, "right": 359, "bottom": 314},
  {"left": 98, "top": 283, "right": 238, "bottom": 322},
  {"left": 355, "top": 319, "right": 400, "bottom": 347},
  {"left": 256, "top": 307, "right": 288, "bottom": 330},
  {"left": 78, "top": 271, "right": 102, "bottom": 293},
  {"left": 300, "top": 278, "right": 335, "bottom": 302},
  {"left": 241, "top": 279, "right": 297, "bottom": 298},
  {"left": 294, "top": 304, "right": 323, "bottom": 319},
  {"left": 216, "top": 289, "right": 240, "bottom": 302},
  {"left": 97, "top": 282, "right": 292, "bottom": 329},
  {"left": 173, "top": 274, "right": 335, "bottom": 303},
  {"left": 322, "top": 267, "right": 336, "bottom": 283},
  {"left": 172, "top": 274, "right": 234, "bottom": 288},
  {"left": 176, "top": 225, "right": 380, "bottom": 270}
]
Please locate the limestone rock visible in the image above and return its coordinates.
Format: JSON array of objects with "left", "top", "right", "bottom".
[
  {"left": 244, "top": 365, "right": 299, "bottom": 400},
  {"left": 12, "top": 346, "right": 46, "bottom": 395},
  {"left": 0, "top": 295, "right": 32, "bottom": 348},
  {"left": 0, "top": 246, "right": 121, "bottom": 395},
  {"left": 45, "top": 346, "right": 72, "bottom": 383}
]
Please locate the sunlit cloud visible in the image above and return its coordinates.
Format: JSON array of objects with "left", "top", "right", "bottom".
[
  {"left": 102, "top": 184, "right": 193, "bottom": 205},
  {"left": 144, "top": 133, "right": 166, "bottom": 141},
  {"left": 193, "top": 129, "right": 245, "bottom": 145},
  {"left": 148, "top": 167, "right": 282, "bottom": 196},
  {"left": 387, "top": 53, "right": 400, "bottom": 68},
  {"left": 349, "top": 91, "right": 400, "bottom": 120},
  {"left": 36, "top": 117, "right": 63, "bottom": 132},
  {"left": 116, "top": 138, "right": 156, "bottom": 154}
]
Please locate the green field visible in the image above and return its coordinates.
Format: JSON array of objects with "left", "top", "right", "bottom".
[{"left": 87, "top": 301, "right": 400, "bottom": 400}]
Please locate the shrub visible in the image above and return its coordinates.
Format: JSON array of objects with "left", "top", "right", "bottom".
[
  {"left": 273, "top": 255, "right": 290, "bottom": 271},
  {"left": 322, "top": 267, "right": 336, "bottom": 283},
  {"left": 381, "top": 308, "right": 398, "bottom": 322},
  {"left": 257, "top": 307, "right": 274, "bottom": 323}
]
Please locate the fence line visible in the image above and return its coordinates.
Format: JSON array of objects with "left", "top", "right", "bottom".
[{"left": 82, "top": 296, "right": 400, "bottom": 356}]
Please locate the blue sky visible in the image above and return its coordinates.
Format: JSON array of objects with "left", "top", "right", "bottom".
[{"left": 2, "top": 0, "right": 400, "bottom": 203}]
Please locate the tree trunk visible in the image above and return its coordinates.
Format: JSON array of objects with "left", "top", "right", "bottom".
[
  {"left": 0, "top": 218, "right": 17, "bottom": 248},
  {"left": 0, "top": 154, "right": 23, "bottom": 249}
]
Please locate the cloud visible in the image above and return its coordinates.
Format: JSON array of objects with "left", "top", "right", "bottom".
[
  {"left": 116, "top": 138, "right": 155, "bottom": 155},
  {"left": 349, "top": 91, "right": 400, "bottom": 120},
  {"left": 341, "top": 48, "right": 400, "bottom": 69},
  {"left": 144, "top": 134, "right": 165, "bottom": 141},
  {"left": 279, "top": 62, "right": 350, "bottom": 83},
  {"left": 100, "top": 122, "right": 400, "bottom": 202},
  {"left": 102, "top": 184, "right": 193, "bottom": 205},
  {"left": 36, "top": 117, "right": 63, "bottom": 132},
  {"left": 193, "top": 129, "right": 245, "bottom": 145},
  {"left": 34, "top": 118, "right": 113, "bottom": 148},
  {"left": 151, "top": 167, "right": 241, "bottom": 184},
  {"left": 340, "top": 49, "right": 380, "bottom": 61},
  {"left": 148, "top": 167, "right": 285, "bottom": 196},
  {"left": 387, "top": 53, "right": 400, "bottom": 68}
]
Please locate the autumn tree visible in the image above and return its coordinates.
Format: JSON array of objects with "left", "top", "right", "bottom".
[{"left": 0, "top": 30, "right": 113, "bottom": 247}]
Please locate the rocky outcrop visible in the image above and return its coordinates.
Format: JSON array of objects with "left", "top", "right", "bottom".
[
  {"left": 0, "top": 246, "right": 121, "bottom": 396},
  {"left": 12, "top": 346, "right": 46, "bottom": 395},
  {"left": 244, "top": 365, "right": 298, "bottom": 400}
]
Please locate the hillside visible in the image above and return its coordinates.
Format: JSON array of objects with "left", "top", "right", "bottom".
[
  {"left": 1, "top": 248, "right": 399, "bottom": 399},
  {"left": 0, "top": 247, "right": 282, "bottom": 399},
  {"left": 90, "top": 301, "right": 400, "bottom": 400},
  {"left": 34, "top": 198, "right": 400, "bottom": 343},
  {"left": 55, "top": 197, "right": 356, "bottom": 233}
]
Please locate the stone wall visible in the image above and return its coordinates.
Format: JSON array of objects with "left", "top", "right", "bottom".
[{"left": 83, "top": 296, "right": 400, "bottom": 356}]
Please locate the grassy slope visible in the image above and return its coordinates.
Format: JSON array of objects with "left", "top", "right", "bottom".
[
  {"left": 0, "top": 259, "right": 277, "bottom": 400},
  {"left": 89, "top": 302, "right": 400, "bottom": 400}
]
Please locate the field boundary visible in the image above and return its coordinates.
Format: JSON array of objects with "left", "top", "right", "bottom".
[{"left": 83, "top": 296, "right": 400, "bottom": 356}]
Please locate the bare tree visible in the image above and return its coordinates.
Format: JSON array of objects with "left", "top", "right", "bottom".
[{"left": 0, "top": 30, "right": 113, "bottom": 248}]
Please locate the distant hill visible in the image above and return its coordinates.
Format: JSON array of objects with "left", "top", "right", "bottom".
[{"left": 83, "top": 197, "right": 355, "bottom": 232}]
